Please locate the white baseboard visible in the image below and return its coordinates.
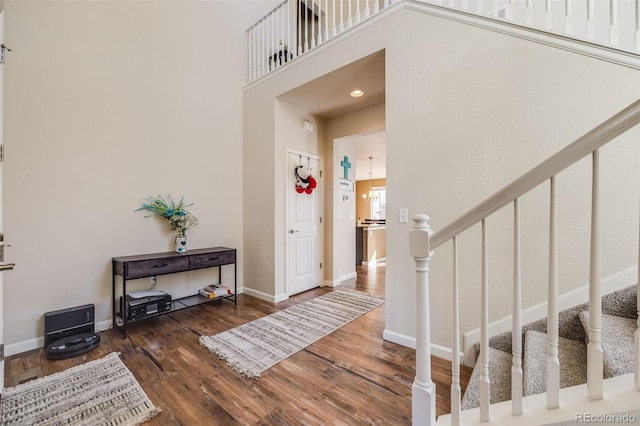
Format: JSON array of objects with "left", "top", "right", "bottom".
[
  {"left": 323, "top": 272, "right": 357, "bottom": 288},
  {"left": 383, "top": 328, "right": 463, "bottom": 363},
  {"left": 462, "top": 265, "right": 638, "bottom": 366},
  {"left": 6, "top": 319, "right": 114, "bottom": 357},
  {"left": 6, "top": 288, "right": 247, "bottom": 357},
  {"left": 362, "top": 257, "right": 386, "bottom": 267},
  {"left": 243, "top": 287, "right": 288, "bottom": 303},
  {"left": 6, "top": 337, "right": 42, "bottom": 357}
]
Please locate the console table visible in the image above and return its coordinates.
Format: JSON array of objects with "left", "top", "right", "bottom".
[{"left": 112, "top": 246, "right": 236, "bottom": 338}]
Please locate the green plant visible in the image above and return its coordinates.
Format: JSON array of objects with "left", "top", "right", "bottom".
[{"left": 135, "top": 195, "right": 198, "bottom": 237}]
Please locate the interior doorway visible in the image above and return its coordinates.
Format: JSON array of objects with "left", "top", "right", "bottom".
[{"left": 332, "top": 130, "right": 386, "bottom": 285}]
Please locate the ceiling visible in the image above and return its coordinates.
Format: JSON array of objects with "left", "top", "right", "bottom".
[{"left": 278, "top": 50, "right": 386, "bottom": 181}]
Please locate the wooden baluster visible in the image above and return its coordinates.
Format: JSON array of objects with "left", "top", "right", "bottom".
[
  {"left": 332, "top": 0, "right": 337, "bottom": 37},
  {"left": 463, "top": 0, "right": 469, "bottom": 11},
  {"left": 545, "top": 0, "right": 552, "bottom": 29},
  {"left": 340, "top": 0, "right": 345, "bottom": 33},
  {"left": 324, "top": 0, "right": 330, "bottom": 42},
  {"left": 565, "top": 0, "right": 573, "bottom": 35},
  {"left": 547, "top": 176, "right": 560, "bottom": 409},
  {"left": 635, "top": 192, "right": 640, "bottom": 390},
  {"left": 512, "top": 199, "right": 523, "bottom": 416},
  {"left": 365, "top": 0, "right": 370, "bottom": 19},
  {"left": 526, "top": 0, "right": 533, "bottom": 25},
  {"left": 493, "top": 0, "right": 499, "bottom": 18},
  {"left": 262, "top": 18, "right": 267, "bottom": 76},
  {"left": 508, "top": 0, "right": 515, "bottom": 20},
  {"left": 311, "top": 0, "right": 316, "bottom": 48},
  {"left": 374, "top": 0, "right": 380, "bottom": 14},
  {"left": 348, "top": 0, "right": 352, "bottom": 28},
  {"left": 298, "top": 1, "right": 303, "bottom": 56},
  {"left": 248, "top": 28, "right": 253, "bottom": 82},
  {"left": 610, "top": 0, "right": 619, "bottom": 45},
  {"left": 288, "top": 1, "right": 294, "bottom": 60},
  {"left": 636, "top": 0, "right": 640, "bottom": 50},
  {"left": 304, "top": 0, "right": 309, "bottom": 52},
  {"left": 410, "top": 214, "right": 436, "bottom": 426},
  {"left": 587, "top": 0, "right": 595, "bottom": 39},
  {"left": 452, "top": 236, "right": 461, "bottom": 426},
  {"left": 278, "top": 6, "right": 283, "bottom": 69},
  {"left": 356, "top": 0, "right": 361, "bottom": 24},
  {"left": 478, "top": 0, "right": 484, "bottom": 14},
  {"left": 480, "top": 218, "right": 490, "bottom": 422},
  {"left": 588, "top": 149, "right": 604, "bottom": 400},
  {"left": 317, "top": 0, "right": 322, "bottom": 45}
]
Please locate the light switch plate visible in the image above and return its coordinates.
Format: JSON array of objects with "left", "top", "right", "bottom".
[{"left": 399, "top": 209, "right": 408, "bottom": 223}]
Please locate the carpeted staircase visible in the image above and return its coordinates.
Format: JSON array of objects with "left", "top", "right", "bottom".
[{"left": 461, "top": 285, "right": 638, "bottom": 409}]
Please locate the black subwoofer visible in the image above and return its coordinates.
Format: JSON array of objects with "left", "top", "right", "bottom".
[{"left": 44, "top": 304, "right": 99, "bottom": 359}]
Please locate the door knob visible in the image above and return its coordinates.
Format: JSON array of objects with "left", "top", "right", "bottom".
[{"left": 289, "top": 229, "right": 299, "bottom": 234}]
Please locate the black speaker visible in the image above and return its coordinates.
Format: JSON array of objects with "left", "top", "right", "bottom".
[{"left": 44, "top": 304, "right": 95, "bottom": 347}]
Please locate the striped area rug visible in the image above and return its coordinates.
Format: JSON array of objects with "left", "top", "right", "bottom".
[
  {"left": 1, "top": 352, "right": 161, "bottom": 426},
  {"left": 199, "top": 290, "right": 384, "bottom": 378}
]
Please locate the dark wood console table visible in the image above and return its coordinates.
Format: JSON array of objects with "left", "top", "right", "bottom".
[{"left": 112, "top": 246, "right": 237, "bottom": 338}]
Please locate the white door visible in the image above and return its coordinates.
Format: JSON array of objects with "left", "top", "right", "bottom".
[{"left": 286, "top": 150, "right": 322, "bottom": 296}]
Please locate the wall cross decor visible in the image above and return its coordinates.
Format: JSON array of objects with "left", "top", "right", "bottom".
[{"left": 340, "top": 156, "right": 352, "bottom": 179}]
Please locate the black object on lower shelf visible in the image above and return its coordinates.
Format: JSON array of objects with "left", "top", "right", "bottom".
[
  {"left": 112, "top": 247, "right": 238, "bottom": 338},
  {"left": 45, "top": 332, "right": 100, "bottom": 360}
]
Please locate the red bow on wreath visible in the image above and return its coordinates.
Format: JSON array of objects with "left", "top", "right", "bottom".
[{"left": 294, "top": 165, "right": 317, "bottom": 194}]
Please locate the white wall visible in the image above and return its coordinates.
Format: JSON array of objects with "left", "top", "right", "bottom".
[
  {"left": 243, "top": 6, "right": 640, "bottom": 353},
  {"left": 3, "top": 0, "right": 278, "bottom": 351},
  {"left": 332, "top": 135, "right": 357, "bottom": 282}
]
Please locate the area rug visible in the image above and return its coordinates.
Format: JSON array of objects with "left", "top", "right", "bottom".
[
  {"left": 199, "top": 289, "right": 384, "bottom": 378},
  {"left": 1, "top": 352, "right": 162, "bottom": 426}
]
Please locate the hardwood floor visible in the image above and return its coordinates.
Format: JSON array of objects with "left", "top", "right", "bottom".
[{"left": 5, "top": 265, "right": 472, "bottom": 425}]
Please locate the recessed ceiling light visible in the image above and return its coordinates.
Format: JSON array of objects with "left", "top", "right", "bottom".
[{"left": 350, "top": 89, "right": 364, "bottom": 98}]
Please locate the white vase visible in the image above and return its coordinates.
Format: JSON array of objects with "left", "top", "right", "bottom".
[{"left": 175, "top": 234, "right": 187, "bottom": 253}]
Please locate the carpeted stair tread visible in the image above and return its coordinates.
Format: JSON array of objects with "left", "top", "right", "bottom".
[
  {"left": 578, "top": 311, "right": 636, "bottom": 378},
  {"left": 522, "top": 330, "right": 587, "bottom": 397},
  {"left": 473, "top": 285, "right": 638, "bottom": 361},
  {"left": 461, "top": 347, "right": 512, "bottom": 410}
]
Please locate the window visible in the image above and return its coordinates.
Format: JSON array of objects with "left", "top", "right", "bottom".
[{"left": 370, "top": 187, "right": 386, "bottom": 220}]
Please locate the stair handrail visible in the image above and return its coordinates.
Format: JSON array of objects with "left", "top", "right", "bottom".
[
  {"left": 430, "top": 98, "right": 640, "bottom": 251},
  {"left": 411, "top": 98, "right": 640, "bottom": 425}
]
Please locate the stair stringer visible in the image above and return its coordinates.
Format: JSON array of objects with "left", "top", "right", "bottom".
[{"left": 437, "top": 373, "right": 639, "bottom": 425}]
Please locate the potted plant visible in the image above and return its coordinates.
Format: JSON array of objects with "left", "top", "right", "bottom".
[{"left": 135, "top": 195, "right": 199, "bottom": 253}]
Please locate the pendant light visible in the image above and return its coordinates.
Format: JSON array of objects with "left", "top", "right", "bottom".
[{"left": 362, "top": 156, "right": 378, "bottom": 203}]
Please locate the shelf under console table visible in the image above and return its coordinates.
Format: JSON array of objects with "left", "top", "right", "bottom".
[{"left": 112, "top": 246, "right": 237, "bottom": 338}]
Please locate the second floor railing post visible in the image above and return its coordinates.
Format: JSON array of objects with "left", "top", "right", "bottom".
[
  {"left": 410, "top": 214, "right": 435, "bottom": 426},
  {"left": 633, "top": 191, "right": 640, "bottom": 392}
]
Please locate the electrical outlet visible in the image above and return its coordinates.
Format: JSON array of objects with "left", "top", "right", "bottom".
[{"left": 150, "top": 276, "right": 157, "bottom": 286}]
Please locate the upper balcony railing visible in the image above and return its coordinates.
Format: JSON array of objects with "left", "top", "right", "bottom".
[
  {"left": 246, "top": 0, "right": 397, "bottom": 83},
  {"left": 246, "top": 0, "right": 640, "bottom": 84}
]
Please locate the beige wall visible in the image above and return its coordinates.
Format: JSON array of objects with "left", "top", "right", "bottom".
[
  {"left": 243, "top": 6, "right": 640, "bottom": 353},
  {"left": 356, "top": 178, "right": 386, "bottom": 221},
  {"left": 3, "top": 0, "right": 279, "bottom": 351}
]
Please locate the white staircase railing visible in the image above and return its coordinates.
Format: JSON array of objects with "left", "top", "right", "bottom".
[
  {"left": 246, "top": 0, "right": 640, "bottom": 84},
  {"left": 410, "top": 98, "right": 640, "bottom": 425},
  {"left": 246, "top": 0, "right": 399, "bottom": 83}
]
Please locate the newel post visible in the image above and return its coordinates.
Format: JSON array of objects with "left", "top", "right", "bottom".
[{"left": 410, "top": 214, "right": 435, "bottom": 426}]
